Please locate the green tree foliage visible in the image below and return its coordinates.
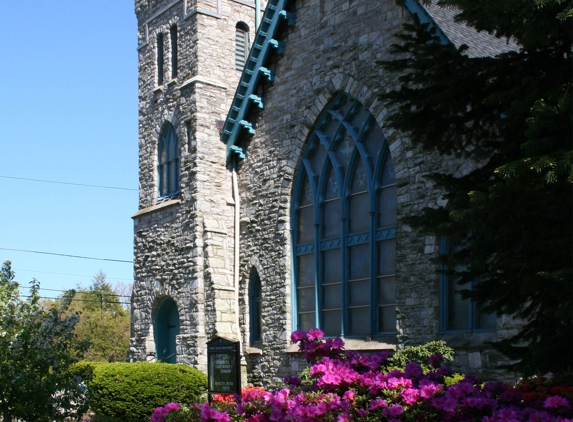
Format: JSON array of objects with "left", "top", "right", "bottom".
[
  {"left": 88, "top": 362, "right": 207, "bottom": 422},
  {"left": 381, "top": 0, "right": 572, "bottom": 375},
  {"left": 68, "top": 271, "right": 131, "bottom": 362},
  {"left": 0, "top": 261, "right": 90, "bottom": 421}
]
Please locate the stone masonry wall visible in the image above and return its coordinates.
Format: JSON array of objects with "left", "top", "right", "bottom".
[
  {"left": 236, "top": 0, "right": 518, "bottom": 385},
  {"left": 130, "top": 0, "right": 263, "bottom": 371}
]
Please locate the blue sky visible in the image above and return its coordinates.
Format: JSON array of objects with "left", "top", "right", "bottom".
[{"left": 0, "top": 1, "right": 138, "bottom": 301}]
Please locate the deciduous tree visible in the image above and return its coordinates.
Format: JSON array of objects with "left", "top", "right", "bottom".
[
  {"left": 69, "top": 271, "right": 131, "bottom": 362},
  {"left": 0, "top": 261, "right": 90, "bottom": 421}
]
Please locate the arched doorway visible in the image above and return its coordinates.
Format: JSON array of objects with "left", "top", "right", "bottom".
[{"left": 155, "top": 297, "right": 180, "bottom": 363}]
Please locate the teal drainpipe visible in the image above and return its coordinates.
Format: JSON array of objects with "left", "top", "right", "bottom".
[{"left": 255, "top": 0, "right": 261, "bottom": 30}]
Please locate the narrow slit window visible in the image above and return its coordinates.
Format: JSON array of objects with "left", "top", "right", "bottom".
[
  {"left": 170, "top": 25, "right": 178, "bottom": 79},
  {"left": 249, "top": 270, "right": 263, "bottom": 344},
  {"left": 157, "top": 33, "right": 164, "bottom": 85}
]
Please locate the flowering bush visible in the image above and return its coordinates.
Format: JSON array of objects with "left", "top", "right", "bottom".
[{"left": 151, "top": 330, "right": 573, "bottom": 421}]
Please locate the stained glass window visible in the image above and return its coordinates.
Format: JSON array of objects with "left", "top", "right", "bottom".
[{"left": 293, "top": 94, "right": 397, "bottom": 337}]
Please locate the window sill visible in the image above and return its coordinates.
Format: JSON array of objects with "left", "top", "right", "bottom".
[
  {"left": 285, "top": 338, "right": 396, "bottom": 354},
  {"left": 438, "top": 330, "right": 497, "bottom": 349},
  {"left": 132, "top": 198, "right": 181, "bottom": 219},
  {"left": 246, "top": 345, "right": 263, "bottom": 355}
]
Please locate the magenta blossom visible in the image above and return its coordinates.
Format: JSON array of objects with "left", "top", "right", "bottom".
[
  {"left": 200, "top": 402, "right": 230, "bottom": 422},
  {"left": 290, "top": 329, "right": 306, "bottom": 343},
  {"left": 306, "top": 328, "right": 325, "bottom": 341},
  {"left": 150, "top": 333, "right": 573, "bottom": 422},
  {"left": 544, "top": 395, "right": 571, "bottom": 409},
  {"left": 384, "top": 404, "right": 404, "bottom": 417}
]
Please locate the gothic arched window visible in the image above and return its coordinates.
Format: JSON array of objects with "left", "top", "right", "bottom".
[
  {"left": 235, "top": 22, "right": 250, "bottom": 72},
  {"left": 158, "top": 122, "right": 179, "bottom": 198},
  {"left": 293, "top": 94, "right": 397, "bottom": 337}
]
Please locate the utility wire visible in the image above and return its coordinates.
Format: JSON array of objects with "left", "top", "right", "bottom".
[
  {"left": 0, "top": 175, "right": 137, "bottom": 191},
  {"left": 18, "top": 286, "right": 131, "bottom": 298},
  {"left": 0, "top": 247, "right": 133, "bottom": 263},
  {"left": 36, "top": 296, "right": 131, "bottom": 306},
  {"left": 14, "top": 268, "right": 134, "bottom": 282}
]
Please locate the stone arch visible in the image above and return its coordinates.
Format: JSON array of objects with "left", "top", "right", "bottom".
[
  {"left": 232, "top": 11, "right": 256, "bottom": 44},
  {"left": 286, "top": 74, "right": 404, "bottom": 189}
]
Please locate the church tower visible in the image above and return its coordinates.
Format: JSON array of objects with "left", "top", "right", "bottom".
[{"left": 129, "top": 0, "right": 258, "bottom": 371}]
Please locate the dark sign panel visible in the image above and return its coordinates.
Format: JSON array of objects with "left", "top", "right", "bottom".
[{"left": 207, "top": 337, "right": 241, "bottom": 396}]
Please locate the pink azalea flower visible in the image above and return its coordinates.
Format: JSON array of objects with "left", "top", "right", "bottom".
[
  {"left": 384, "top": 404, "right": 404, "bottom": 417},
  {"left": 307, "top": 328, "right": 324, "bottom": 341},
  {"left": 370, "top": 398, "right": 389, "bottom": 411},
  {"left": 343, "top": 390, "right": 356, "bottom": 401},
  {"left": 401, "top": 387, "right": 421, "bottom": 405},
  {"left": 544, "top": 395, "right": 570, "bottom": 409},
  {"left": 291, "top": 330, "right": 306, "bottom": 343},
  {"left": 419, "top": 379, "right": 442, "bottom": 399}
]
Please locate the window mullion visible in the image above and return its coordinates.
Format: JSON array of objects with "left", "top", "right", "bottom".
[
  {"left": 314, "top": 222, "right": 321, "bottom": 331},
  {"left": 470, "top": 280, "right": 477, "bottom": 330},
  {"left": 369, "top": 210, "right": 376, "bottom": 336},
  {"left": 340, "top": 214, "right": 348, "bottom": 337}
]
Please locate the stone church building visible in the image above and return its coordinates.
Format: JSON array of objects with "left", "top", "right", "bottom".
[{"left": 129, "top": 0, "right": 518, "bottom": 384}]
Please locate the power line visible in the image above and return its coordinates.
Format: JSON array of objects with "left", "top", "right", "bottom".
[
  {"left": 0, "top": 175, "right": 137, "bottom": 191},
  {"left": 0, "top": 247, "right": 133, "bottom": 263},
  {"left": 1, "top": 247, "right": 133, "bottom": 263},
  {"left": 35, "top": 296, "right": 131, "bottom": 306},
  {"left": 18, "top": 285, "right": 132, "bottom": 298},
  {"left": 14, "top": 268, "right": 134, "bottom": 282}
]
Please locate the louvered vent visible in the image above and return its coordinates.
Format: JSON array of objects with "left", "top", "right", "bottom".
[{"left": 235, "top": 22, "right": 250, "bottom": 71}]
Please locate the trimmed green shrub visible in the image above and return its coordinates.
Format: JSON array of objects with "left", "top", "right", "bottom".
[{"left": 88, "top": 362, "right": 207, "bottom": 422}]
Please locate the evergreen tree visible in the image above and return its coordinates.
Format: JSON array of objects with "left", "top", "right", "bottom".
[{"left": 381, "top": 0, "right": 572, "bottom": 375}]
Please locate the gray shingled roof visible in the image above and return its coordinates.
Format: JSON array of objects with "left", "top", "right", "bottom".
[{"left": 421, "top": 2, "right": 519, "bottom": 57}]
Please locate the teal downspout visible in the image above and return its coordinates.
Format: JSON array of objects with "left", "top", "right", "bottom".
[{"left": 255, "top": 0, "right": 261, "bottom": 30}]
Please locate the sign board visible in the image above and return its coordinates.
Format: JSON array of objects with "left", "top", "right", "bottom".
[{"left": 207, "top": 337, "right": 241, "bottom": 396}]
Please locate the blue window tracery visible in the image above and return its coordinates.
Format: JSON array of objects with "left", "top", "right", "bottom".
[
  {"left": 293, "top": 94, "right": 397, "bottom": 337},
  {"left": 158, "top": 122, "right": 179, "bottom": 198}
]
